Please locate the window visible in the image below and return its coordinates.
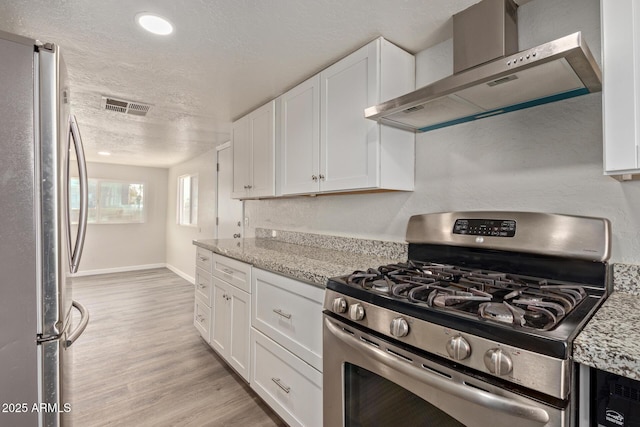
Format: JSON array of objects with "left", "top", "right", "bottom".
[
  {"left": 178, "top": 174, "right": 198, "bottom": 226},
  {"left": 70, "top": 178, "right": 145, "bottom": 224}
]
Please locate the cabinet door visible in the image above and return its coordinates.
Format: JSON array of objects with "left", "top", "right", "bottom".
[
  {"left": 228, "top": 285, "right": 251, "bottom": 381},
  {"left": 320, "top": 42, "right": 379, "bottom": 192},
  {"left": 602, "top": 0, "right": 640, "bottom": 174},
  {"left": 210, "top": 277, "right": 230, "bottom": 356},
  {"left": 280, "top": 76, "right": 321, "bottom": 195},
  {"left": 249, "top": 101, "right": 276, "bottom": 198},
  {"left": 231, "top": 115, "right": 251, "bottom": 198}
]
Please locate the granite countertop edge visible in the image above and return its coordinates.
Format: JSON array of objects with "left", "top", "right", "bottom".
[{"left": 193, "top": 237, "right": 406, "bottom": 288}]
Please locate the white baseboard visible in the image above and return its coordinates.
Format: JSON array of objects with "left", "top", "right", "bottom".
[
  {"left": 166, "top": 264, "right": 195, "bottom": 284},
  {"left": 72, "top": 263, "right": 167, "bottom": 277}
]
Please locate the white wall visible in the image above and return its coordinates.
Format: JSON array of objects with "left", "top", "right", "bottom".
[
  {"left": 245, "top": 0, "right": 640, "bottom": 264},
  {"left": 165, "top": 148, "right": 217, "bottom": 282},
  {"left": 77, "top": 162, "right": 168, "bottom": 274}
]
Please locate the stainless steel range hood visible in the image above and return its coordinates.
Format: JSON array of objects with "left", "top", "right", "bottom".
[{"left": 365, "top": 0, "right": 602, "bottom": 133}]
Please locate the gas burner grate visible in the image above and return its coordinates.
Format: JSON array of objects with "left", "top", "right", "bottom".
[{"left": 344, "top": 260, "right": 590, "bottom": 331}]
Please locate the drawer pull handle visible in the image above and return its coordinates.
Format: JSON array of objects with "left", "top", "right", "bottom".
[
  {"left": 195, "top": 314, "right": 205, "bottom": 323},
  {"left": 221, "top": 268, "right": 234, "bottom": 275},
  {"left": 273, "top": 308, "right": 292, "bottom": 319},
  {"left": 199, "top": 256, "right": 209, "bottom": 262},
  {"left": 198, "top": 283, "right": 206, "bottom": 289},
  {"left": 271, "top": 378, "right": 291, "bottom": 394}
]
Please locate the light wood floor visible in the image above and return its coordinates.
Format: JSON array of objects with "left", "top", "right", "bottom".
[{"left": 70, "top": 268, "right": 287, "bottom": 427}]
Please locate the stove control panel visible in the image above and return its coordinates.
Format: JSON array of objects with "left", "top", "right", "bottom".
[
  {"left": 324, "top": 289, "right": 571, "bottom": 399},
  {"left": 453, "top": 219, "right": 516, "bottom": 237}
]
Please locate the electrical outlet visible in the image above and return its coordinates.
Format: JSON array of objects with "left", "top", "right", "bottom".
[
  {"left": 244, "top": 217, "right": 249, "bottom": 226},
  {"left": 271, "top": 230, "right": 277, "bottom": 238}
]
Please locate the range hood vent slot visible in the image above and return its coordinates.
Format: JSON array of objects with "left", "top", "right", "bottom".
[
  {"left": 101, "top": 96, "right": 152, "bottom": 116},
  {"left": 365, "top": 0, "right": 602, "bottom": 133}
]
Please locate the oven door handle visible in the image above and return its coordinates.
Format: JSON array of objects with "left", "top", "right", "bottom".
[{"left": 324, "top": 318, "right": 550, "bottom": 424}]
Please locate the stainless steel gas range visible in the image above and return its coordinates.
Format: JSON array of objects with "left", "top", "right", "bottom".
[{"left": 323, "top": 211, "right": 611, "bottom": 427}]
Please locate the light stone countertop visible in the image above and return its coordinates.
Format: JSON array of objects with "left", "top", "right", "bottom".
[
  {"left": 573, "top": 264, "right": 640, "bottom": 380},
  {"left": 195, "top": 232, "right": 640, "bottom": 381},
  {"left": 193, "top": 237, "right": 406, "bottom": 287}
]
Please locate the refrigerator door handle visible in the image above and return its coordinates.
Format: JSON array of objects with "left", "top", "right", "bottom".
[
  {"left": 66, "top": 300, "right": 89, "bottom": 347},
  {"left": 68, "top": 114, "right": 88, "bottom": 273}
]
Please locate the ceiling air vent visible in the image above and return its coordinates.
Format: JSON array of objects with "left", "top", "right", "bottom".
[{"left": 101, "top": 96, "right": 152, "bottom": 116}]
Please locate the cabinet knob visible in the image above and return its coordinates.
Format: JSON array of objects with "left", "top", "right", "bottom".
[
  {"left": 233, "top": 233, "right": 241, "bottom": 238},
  {"left": 319, "top": 174, "right": 325, "bottom": 181},
  {"left": 311, "top": 175, "right": 318, "bottom": 181}
]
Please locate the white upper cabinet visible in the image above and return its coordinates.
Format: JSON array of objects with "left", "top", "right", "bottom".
[
  {"left": 602, "top": 0, "right": 640, "bottom": 178},
  {"left": 278, "top": 37, "right": 416, "bottom": 196},
  {"left": 232, "top": 100, "right": 276, "bottom": 199},
  {"left": 279, "top": 75, "right": 321, "bottom": 195}
]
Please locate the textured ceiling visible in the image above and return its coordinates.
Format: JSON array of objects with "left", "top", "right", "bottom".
[{"left": 0, "top": 0, "right": 529, "bottom": 167}]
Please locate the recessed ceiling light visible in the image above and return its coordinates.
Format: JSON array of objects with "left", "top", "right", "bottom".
[
  {"left": 98, "top": 151, "right": 111, "bottom": 156},
  {"left": 136, "top": 13, "right": 173, "bottom": 36}
]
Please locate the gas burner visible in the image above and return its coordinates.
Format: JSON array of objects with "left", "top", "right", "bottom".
[
  {"left": 479, "top": 302, "right": 526, "bottom": 326},
  {"left": 344, "top": 260, "right": 592, "bottom": 331}
]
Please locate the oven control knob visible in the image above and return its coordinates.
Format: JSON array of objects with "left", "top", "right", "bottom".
[
  {"left": 390, "top": 317, "right": 409, "bottom": 338},
  {"left": 446, "top": 335, "right": 471, "bottom": 360},
  {"left": 332, "top": 297, "right": 348, "bottom": 314},
  {"left": 484, "top": 348, "right": 513, "bottom": 376},
  {"left": 348, "top": 303, "right": 365, "bottom": 321}
]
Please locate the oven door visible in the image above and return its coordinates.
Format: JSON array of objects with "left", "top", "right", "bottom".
[{"left": 323, "top": 314, "right": 568, "bottom": 427}]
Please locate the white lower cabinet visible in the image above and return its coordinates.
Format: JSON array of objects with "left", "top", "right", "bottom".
[
  {"left": 193, "top": 252, "right": 324, "bottom": 425},
  {"left": 210, "top": 276, "right": 251, "bottom": 381},
  {"left": 251, "top": 329, "right": 323, "bottom": 427},
  {"left": 193, "top": 250, "right": 252, "bottom": 382},
  {"left": 250, "top": 268, "right": 324, "bottom": 426}
]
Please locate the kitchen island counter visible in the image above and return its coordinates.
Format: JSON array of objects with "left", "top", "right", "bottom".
[
  {"left": 574, "top": 264, "right": 640, "bottom": 380},
  {"left": 193, "top": 232, "right": 407, "bottom": 288}
]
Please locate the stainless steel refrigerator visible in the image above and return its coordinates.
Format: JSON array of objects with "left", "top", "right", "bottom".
[{"left": 0, "top": 29, "right": 90, "bottom": 427}]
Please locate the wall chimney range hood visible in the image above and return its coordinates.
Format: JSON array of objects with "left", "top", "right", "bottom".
[{"left": 365, "top": 0, "right": 602, "bottom": 132}]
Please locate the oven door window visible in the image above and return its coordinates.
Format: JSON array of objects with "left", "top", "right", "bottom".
[{"left": 345, "top": 363, "right": 466, "bottom": 426}]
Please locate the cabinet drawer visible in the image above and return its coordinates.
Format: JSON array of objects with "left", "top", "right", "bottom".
[
  {"left": 194, "top": 296, "right": 211, "bottom": 342},
  {"left": 212, "top": 254, "right": 251, "bottom": 293},
  {"left": 252, "top": 268, "right": 324, "bottom": 371},
  {"left": 194, "top": 267, "right": 212, "bottom": 305},
  {"left": 196, "top": 247, "right": 213, "bottom": 272},
  {"left": 251, "top": 329, "right": 322, "bottom": 427}
]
